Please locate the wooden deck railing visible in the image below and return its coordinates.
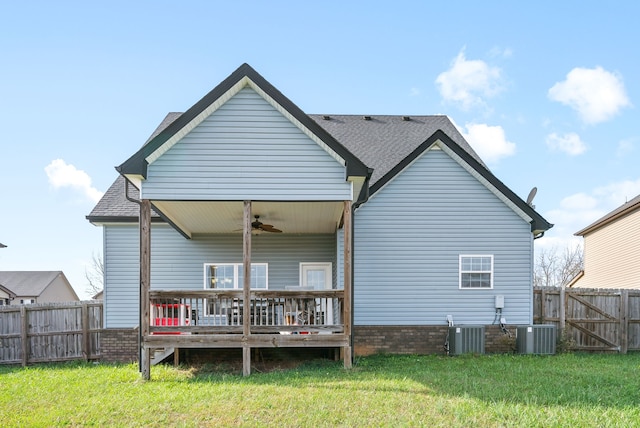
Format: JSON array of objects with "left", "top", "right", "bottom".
[{"left": 148, "top": 289, "right": 344, "bottom": 335}]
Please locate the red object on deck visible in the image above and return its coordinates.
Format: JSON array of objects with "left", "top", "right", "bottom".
[{"left": 151, "top": 303, "right": 190, "bottom": 334}]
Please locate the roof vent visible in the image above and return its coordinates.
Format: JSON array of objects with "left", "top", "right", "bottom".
[
  {"left": 363, "top": 116, "right": 372, "bottom": 121},
  {"left": 322, "top": 115, "right": 331, "bottom": 120},
  {"left": 402, "top": 116, "right": 411, "bottom": 121}
]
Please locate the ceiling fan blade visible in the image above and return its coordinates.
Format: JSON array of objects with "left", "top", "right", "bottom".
[{"left": 260, "top": 224, "right": 282, "bottom": 233}]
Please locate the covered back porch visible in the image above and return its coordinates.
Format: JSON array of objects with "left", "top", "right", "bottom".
[{"left": 138, "top": 200, "right": 354, "bottom": 378}]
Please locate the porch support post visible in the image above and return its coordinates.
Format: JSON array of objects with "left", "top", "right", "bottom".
[
  {"left": 140, "top": 199, "right": 151, "bottom": 380},
  {"left": 242, "top": 200, "right": 252, "bottom": 376},
  {"left": 343, "top": 200, "right": 353, "bottom": 369}
]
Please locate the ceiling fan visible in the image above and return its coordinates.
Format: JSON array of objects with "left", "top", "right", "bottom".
[{"left": 250, "top": 215, "right": 282, "bottom": 233}]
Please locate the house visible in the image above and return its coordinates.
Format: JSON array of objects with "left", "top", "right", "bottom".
[
  {"left": 87, "top": 64, "right": 552, "bottom": 377},
  {"left": 570, "top": 194, "right": 640, "bottom": 289},
  {"left": 0, "top": 284, "right": 16, "bottom": 306},
  {"left": 0, "top": 271, "right": 79, "bottom": 305}
]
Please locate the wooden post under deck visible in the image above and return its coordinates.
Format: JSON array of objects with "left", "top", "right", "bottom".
[
  {"left": 343, "top": 200, "right": 353, "bottom": 368},
  {"left": 242, "top": 200, "right": 252, "bottom": 376},
  {"left": 140, "top": 199, "right": 151, "bottom": 380}
]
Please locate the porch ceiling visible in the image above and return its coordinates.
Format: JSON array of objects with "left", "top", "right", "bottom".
[{"left": 151, "top": 200, "right": 345, "bottom": 236}]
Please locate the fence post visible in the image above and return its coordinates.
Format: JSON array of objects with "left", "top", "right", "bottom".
[
  {"left": 20, "top": 305, "right": 28, "bottom": 367},
  {"left": 540, "top": 288, "right": 546, "bottom": 324},
  {"left": 559, "top": 287, "right": 566, "bottom": 340},
  {"left": 82, "top": 303, "right": 90, "bottom": 361},
  {"left": 620, "top": 289, "right": 629, "bottom": 354}
]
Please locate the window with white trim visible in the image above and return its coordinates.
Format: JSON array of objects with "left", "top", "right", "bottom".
[
  {"left": 459, "top": 255, "right": 493, "bottom": 289},
  {"left": 204, "top": 263, "right": 268, "bottom": 290},
  {"left": 204, "top": 263, "right": 268, "bottom": 318}
]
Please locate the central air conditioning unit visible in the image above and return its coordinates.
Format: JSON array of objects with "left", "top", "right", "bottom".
[
  {"left": 448, "top": 326, "right": 485, "bottom": 355},
  {"left": 516, "top": 325, "right": 557, "bottom": 355}
]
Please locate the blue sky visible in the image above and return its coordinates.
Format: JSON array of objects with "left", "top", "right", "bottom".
[{"left": 1, "top": 1, "right": 638, "bottom": 299}]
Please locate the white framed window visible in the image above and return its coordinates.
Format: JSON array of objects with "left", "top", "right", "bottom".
[
  {"left": 459, "top": 255, "right": 493, "bottom": 289},
  {"left": 203, "top": 263, "right": 268, "bottom": 319},
  {"left": 204, "top": 263, "right": 268, "bottom": 290}
]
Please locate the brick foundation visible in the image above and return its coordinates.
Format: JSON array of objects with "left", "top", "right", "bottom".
[
  {"left": 101, "top": 328, "right": 139, "bottom": 363},
  {"left": 354, "top": 325, "right": 517, "bottom": 356},
  {"left": 101, "top": 325, "right": 517, "bottom": 363}
]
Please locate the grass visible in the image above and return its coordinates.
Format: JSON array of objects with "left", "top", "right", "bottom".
[{"left": 1, "top": 353, "right": 639, "bottom": 427}]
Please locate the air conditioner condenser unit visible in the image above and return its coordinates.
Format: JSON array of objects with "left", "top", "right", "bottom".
[
  {"left": 448, "top": 326, "right": 485, "bottom": 355},
  {"left": 516, "top": 325, "right": 557, "bottom": 355}
]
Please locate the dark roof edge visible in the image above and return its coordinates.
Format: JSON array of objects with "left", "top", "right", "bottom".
[
  {"left": 116, "top": 63, "right": 369, "bottom": 179},
  {"left": 0, "top": 284, "right": 16, "bottom": 298},
  {"left": 370, "top": 129, "right": 553, "bottom": 234},
  {"left": 85, "top": 216, "right": 165, "bottom": 224},
  {"left": 574, "top": 194, "right": 640, "bottom": 236}
]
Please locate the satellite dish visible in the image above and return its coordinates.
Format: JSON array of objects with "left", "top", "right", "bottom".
[{"left": 526, "top": 187, "right": 537, "bottom": 207}]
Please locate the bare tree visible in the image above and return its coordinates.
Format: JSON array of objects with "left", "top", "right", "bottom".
[
  {"left": 85, "top": 251, "right": 104, "bottom": 298},
  {"left": 534, "top": 244, "right": 583, "bottom": 287}
]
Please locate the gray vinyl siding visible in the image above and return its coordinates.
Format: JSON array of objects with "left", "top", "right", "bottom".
[
  {"left": 104, "top": 224, "right": 335, "bottom": 328},
  {"left": 351, "top": 148, "right": 534, "bottom": 326},
  {"left": 104, "top": 225, "right": 140, "bottom": 328},
  {"left": 142, "top": 87, "right": 351, "bottom": 201}
]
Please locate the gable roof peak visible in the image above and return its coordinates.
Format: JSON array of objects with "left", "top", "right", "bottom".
[{"left": 116, "top": 63, "right": 369, "bottom": 183}]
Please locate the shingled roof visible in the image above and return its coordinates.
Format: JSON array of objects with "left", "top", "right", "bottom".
[
  {"left": 308, "top": 114, "right": 484, "bottom": 187},
  {"left": 87, "top": 113, "right": 483, "bottom": 221},
  {"left": 0, "top": 271, "right": 77, "bottom": 299},
  {"left": 86, "top": 64, "right": 551, "bottom": 234},
  {"left": 86, "top": 113, "right": 183, "bottom": 222}
]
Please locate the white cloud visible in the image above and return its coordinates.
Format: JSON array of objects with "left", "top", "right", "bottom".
[
  {"left": 545, "top": 132, "right": 587, "bottom": 155},
  {"left": 548, "top": 66, "right": 631, "bottom": 124},
  {"left": 457, "top": 123, "right": 516, "bottom": 164},
  {"left": 45, "top": 159, "right": 103, "bottom": 203},
  {"left": 489, "top": 46, "right": 513, "bottom": 58},
  {"left": 436, "top": 49, "right": 504, "bottom": 110},
  {"left": 541, "top": 179, "right": 640, "bottom": 250},
  {"left": 592, "top": 179, "right": 640, "bottom": 206}
]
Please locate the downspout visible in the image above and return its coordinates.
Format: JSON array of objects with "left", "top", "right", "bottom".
[
  {"left": 348, "top": 168, "right": 373, "bottom": 362},
  {"left": 123, "top": 179, "right": 144, "bottom": 373},
  {"left": 125, "top": 178, "right": 141, "bottom": 206}
]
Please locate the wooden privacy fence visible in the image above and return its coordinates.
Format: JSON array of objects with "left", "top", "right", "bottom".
[
  {"left": 534, "top": 287, "right": 640, "bottom": 353},
  {"left": 0, "top": 301, "right": 102, "bottom": 365}
]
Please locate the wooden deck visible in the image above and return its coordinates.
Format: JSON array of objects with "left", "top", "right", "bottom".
[{"left": 143, "top": 289, "right": 349, "bottom": 369}]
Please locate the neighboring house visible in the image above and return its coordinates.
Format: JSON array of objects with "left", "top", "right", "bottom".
[
  {"left": 0, "top": 284, "right": 16, "bottom": 306},
  {"left": 570, "top": 194, "right": 640, "bottom": 289},
  {"left": 0, "top": 271, "right": 80, "bottom": 305},
  {"left": 87, "top": 64, "right": 552, "bottom": 374}
]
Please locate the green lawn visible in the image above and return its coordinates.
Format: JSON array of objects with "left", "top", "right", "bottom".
[{"left": 1, "top": 353, "right": 639, "bottom": 427}]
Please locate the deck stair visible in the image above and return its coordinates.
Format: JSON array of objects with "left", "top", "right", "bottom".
[{"left": 150, "top": 347, "right": 175, "bottom": 365}]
